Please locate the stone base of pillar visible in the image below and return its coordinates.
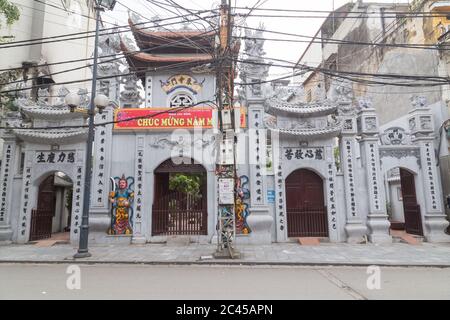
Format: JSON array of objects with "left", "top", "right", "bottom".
[
  {"left": 424, "top": 215, "right": 450, "bottom": 243},
  {"left": 0, "top": 225, "right": 13, "bottom": 242},
  {"left": 246, "top": 207, "right": 273, "bottom": 245},
  {"left": 345, "top": 221, "right": 368, "bottom": 244},
  {"left": 89, "top": 213, "right": 111, "bottom": 233},
  {"left": 367, "top": 214, "right": 393, "bottom": 244}
]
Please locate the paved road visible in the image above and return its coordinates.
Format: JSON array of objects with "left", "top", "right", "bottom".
[{"left": 0, "top": 264, "right": 449, "bottom": 300}]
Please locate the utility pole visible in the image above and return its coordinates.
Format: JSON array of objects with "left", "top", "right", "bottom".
[{"left": 214, "top": 0, "right": 240, "bottom": 259}]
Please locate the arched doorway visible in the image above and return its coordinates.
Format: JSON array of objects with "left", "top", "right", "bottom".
[
  {"left": 152, "top": 159, "right": 208, "bottom": 236},
  {"left": 286, "top": 169, "right": 329, "bottom": 238},
  {"left": 30, "top": 172, "right": 73, "bottom": 241},
  {"left": 388, "top": 168, "right": 423, "bottom": 236}
]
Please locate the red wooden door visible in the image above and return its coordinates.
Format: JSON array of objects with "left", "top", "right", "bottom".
[
  {"left": 30, "top": 175, "right": 56, "bottom": 241},
  {"left": 400, "top": 169, "right": 423, "bottom": 236},
  {"left": 286, "top": 169, "right": 328, "bottom": 238}
]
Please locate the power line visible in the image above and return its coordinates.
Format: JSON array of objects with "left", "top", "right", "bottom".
[
  {"left": 0, "top": 56, "right": 221, "bottom": 95},
  {"left": 0, "top": 8, "right": 216, "bottom": 49},
  {"left": 0, "top": 19, "right": 218, "bottom": 76},
  {"left": 237, "top": 25, "right": 450, "bottom": 51},
  {"left": 232, "top": 6, "right": 445, "bottom": 15},
  {"left": 1, "top": 100, "right": 217, "bottom": 131},
  {"left": 0, "top": 28, "right": 217, "bottom": 89},
  {"left": 233, "top": 57, "right": 450, "bottom": 87}
]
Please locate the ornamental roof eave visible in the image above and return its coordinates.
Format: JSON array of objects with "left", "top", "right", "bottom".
[
  {"left": 13, "top": 128, "right": 89, "bottom": 144},
  {"left": 120, "top": 40, "right": 213, "bottom": 64},
  {"left": 265, "top": 121, "right": 343, "bottom": 138},
  {"left": 266, "top": 99, "right": 338, "bottom": 117},
  {"left": 20, "top": 105, "right": 89, "bottom": 120},
  {"left": 128, "top": 18, "right": 216, "bottom": 40}
]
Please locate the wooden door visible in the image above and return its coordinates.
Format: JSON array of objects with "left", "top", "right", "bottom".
[
  {"left": 286, "top": 169, "right": 328, "bottom": 238},
  {"left": 30, "top": 175, "right": 56, "bottom": 241},
  {"left": 400, "top": 169, "right": 423, "bottom": 236}
]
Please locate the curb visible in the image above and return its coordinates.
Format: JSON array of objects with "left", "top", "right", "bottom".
[{"left": 1, "top": 260, "right": 450, "bottom": 268}]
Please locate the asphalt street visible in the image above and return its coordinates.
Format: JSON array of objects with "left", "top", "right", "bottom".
[{"left": 0, "top": 264, "right": 449, "bottom": 300}]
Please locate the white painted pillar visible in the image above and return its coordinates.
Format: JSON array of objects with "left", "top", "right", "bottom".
[
  {"left": 339, "top": 110, "right": 368, "bottom": 243},
  {"left": 245, "top": 98, "right": 273, "bottom": 244},
  {"left": 358, "top": 106, "right": 392, "bottom": 243},
  {"left": 132, "top": 135, "right": 146, "bottom": 244},
  {"left": 0, "top": 134, "right": 16, "bottom": 242},
  {"left": 408, "top": 98, "right": 450, "bottom": 242}
]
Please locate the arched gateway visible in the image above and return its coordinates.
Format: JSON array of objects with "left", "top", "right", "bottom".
[
  {"left": 30, "top": 173, "right": 73, "bottom": 241},
  {"left": 286, "top": 169, "right": 329, "bottom": 238},
  {"left": 152, "top": 159, "right": 208, "bottom": 236}
]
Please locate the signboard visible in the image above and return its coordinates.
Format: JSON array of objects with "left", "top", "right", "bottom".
[
  {"left": 284, "top": 147, "right": 324, "bottom": 161},
  {"left": 114, "top": 107, "right": 246, "bottom": 130},
  {"left": 219, "top": 178, "right": 235, "bottom": 205},
  {"left": 160, "top": 74, "right": 205, "bottom": 94},
  {"left": 35, "top": 151, "right": 76, "bottom": 164},
  {"left": 267, "top": 190, "right": 276, "bottom": 204}
]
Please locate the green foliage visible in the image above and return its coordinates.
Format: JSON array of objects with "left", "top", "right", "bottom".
[
  {"left": 169, "top": 174, "right": 202, "bottom": 198},
  {"left": 0, "top": 0, "right": 20, "bottom": 27},
  {"left": 0, "top": 70, "right": 20, "bottom": 112}
]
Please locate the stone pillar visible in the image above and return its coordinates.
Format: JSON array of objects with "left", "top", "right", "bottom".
[
  {"left": 358, "top": 104, "right": 392, "bottom": 244},
  {"left": 409, "top": 97, "right": 450, "bottom": 242},
  {"left": 245, "top": 98, "right": 273, "bottom": 244},
  {"left": 0, "top": 134, "right": 16, "bottom": 243},
  {"left": 89, "top": 108, "right": 114, "bottom": 234},
  {"left": 340, "top": 109, "right": 368, "bottom": 243},
  {"left": 132, "top": 135, "right": 146, "bottom": 244}
]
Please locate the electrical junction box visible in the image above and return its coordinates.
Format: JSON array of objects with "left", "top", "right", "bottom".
[
  {"left": 219, "top": 178, "right": 235, "bottom": 205},
  {"left": 218, "top": 137, "right": 234, "bottom": 165},
  {"left": 221, "top": 110, "right": 232, "bottom": 130}
]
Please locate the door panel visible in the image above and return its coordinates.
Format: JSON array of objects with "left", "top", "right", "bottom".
[
  {"left": 399, "top": 169, "right": 423, "bottom": 236},
  {"left": 30, "top": 175, "right": 56, "bottom": 241},
  {"left": 286, "top": 169, "right": 328, "bottom": 238}
]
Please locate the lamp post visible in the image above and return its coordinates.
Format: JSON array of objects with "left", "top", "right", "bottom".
[{"left": 68, "top": 0, "right": 116, "bottom": 259}]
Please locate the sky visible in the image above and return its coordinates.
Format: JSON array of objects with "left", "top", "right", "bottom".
[{"left": 106, "top": 0, "right": 410, "bottom": 78}]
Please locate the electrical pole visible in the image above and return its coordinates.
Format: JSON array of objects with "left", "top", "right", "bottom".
[{"left": 214, "top": 0, "right": 240, "bottom": 259}]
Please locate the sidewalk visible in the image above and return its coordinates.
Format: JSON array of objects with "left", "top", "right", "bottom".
[{"left": 1, "top": 242, "right": 450, "bottom": 267}]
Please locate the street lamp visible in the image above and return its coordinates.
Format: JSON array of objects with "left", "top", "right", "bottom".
[
  {"left": 70, "top": 0, "right": 115, "bottom": 259},
  {"left": 94, "top": 94, "right": 109, "bottom": 114},
  {"left": 65, "top": 92, "right": 80, "bottom": 113}
]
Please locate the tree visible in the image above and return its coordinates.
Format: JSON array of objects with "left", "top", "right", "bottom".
[
  {"left": 0, "top": 0, "right": 20, "bottom": 28},
  {"left": 169, "top": 174, "right": 202, "bottom": 199}
]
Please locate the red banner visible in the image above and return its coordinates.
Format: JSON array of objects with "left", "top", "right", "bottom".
[{"left": 114, "top": 107, "right": 246, "bottom": 130}]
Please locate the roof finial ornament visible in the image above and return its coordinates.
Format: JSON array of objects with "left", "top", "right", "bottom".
[
  {"left": 411, "top": 95, "right": 427, "bottom": 109},
  {"left": 358, "top": 97, "right": 373, "bottom": 110}
]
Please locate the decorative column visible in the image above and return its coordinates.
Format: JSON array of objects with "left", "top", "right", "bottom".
[
  {"left": 409, "top": 96, "right": 450, "bottom": 242},
  {"left": 245, "top": 97, "right": 273, "bottom": 244},
  {"left": 339, "top": 103, "right": 368, "bottom": 243},
  {"left": 89, "top": 108, "right": 114, "bottom": 234},
  {"left": 358, "top": 100, "right": 392, "bottom": 243},
  {"left": 0, "top": 133, "right": 16, "bottom": 242},
  {"left": 132, "top": 135, "right": 146, "bottom": 244},
  {"left": 239, "top": 26, "right": 273, "bottom": 244}
]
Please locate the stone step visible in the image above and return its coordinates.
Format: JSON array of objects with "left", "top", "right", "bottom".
[
  {"left": 391, "top": 230, "right": 423, "bottom": 245},
  {"left": 298, "top": 237, "right": 321, "bottom": 246},
  {"left": 166, "top": 236, "right": 191, "bottom": 247}
]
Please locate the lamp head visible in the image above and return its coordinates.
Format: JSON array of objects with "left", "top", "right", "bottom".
[
  {"left": 94, "top": 94, "right": 109, "bottom": 114},
  {"left": 65, "top": 92, "right": 80, "bottom": 113}
]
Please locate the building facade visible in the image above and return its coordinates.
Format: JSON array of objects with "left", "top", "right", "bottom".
[{"left": 1, "top": 9, "right": 449, "bottom": 246}]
